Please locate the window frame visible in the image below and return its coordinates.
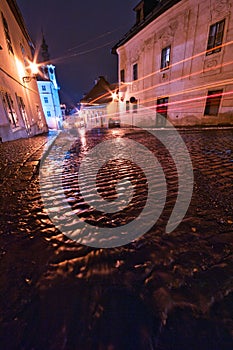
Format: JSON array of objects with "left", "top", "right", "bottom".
[
  {"left": 15, "top": 94, "right": 30, "bottom": 132},
  {"left": 160, "top": 46, "right": 171, "bottom": 70},
  {"left": 1, "top": 92, "right": 19, "bottom": 128},
  {"left": 1, "top": 12, "right": 14, "bottom": 55},
  {"left": 44, "top": 96, "right": 49, "bottom": 104},
  {"left": 136, "top": 9, "right": 142, "bottom": 24},
  {"left": 20, "top": 43, "right": 27, "bottom": 67},
  {"left": 120, "top": 69, "right": 125, "bottom": 83},
  {"left": 204, "top": 89, "right": 223, "bottom": 116},
  {"left": 156, "top": 97, "right": 169, "bottom": 126},
  {"left": 133, "top": 63, "right": 138, "bottom": 81},
  {"left": 126, "top": 100, "right": 130, "bottom": 113},
  {"left": 206, "top": 19, "right": 225, "bottom": 55}
]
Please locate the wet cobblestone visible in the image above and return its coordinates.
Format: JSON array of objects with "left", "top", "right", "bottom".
[{"left": 0, "top": 128, "right": 232, "bottom": 350}]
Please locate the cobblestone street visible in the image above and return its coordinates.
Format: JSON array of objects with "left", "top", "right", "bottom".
[{"left": 0, "top": 127, "right": 232, "bottom": 350}]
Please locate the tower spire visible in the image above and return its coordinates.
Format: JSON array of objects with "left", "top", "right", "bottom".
[{"left": 41, "top": 30, "right": 50, "bottom": 63}]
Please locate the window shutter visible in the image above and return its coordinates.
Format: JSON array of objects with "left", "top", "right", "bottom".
[
  {"left": 207, "top": 24, "right": 216, "bottom": 50},
  {"left": 215, "top": 20, "right": 225, "bottom": 46}
]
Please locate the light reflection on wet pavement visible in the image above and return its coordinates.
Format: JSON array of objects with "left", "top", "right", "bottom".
[{"left": 0, "top": 128, "right": 232, "bottom": 349}]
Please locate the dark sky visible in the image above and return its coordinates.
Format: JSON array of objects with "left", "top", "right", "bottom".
[{"left": 17, "top": 0, "right": 136, "bottom": 107}]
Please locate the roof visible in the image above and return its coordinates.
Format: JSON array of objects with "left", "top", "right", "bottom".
[
  {"left": 112, "top": 0, "right": 182, "bottom": 53},
  {"left": 80, "top": 76, "right": 118, "bottom": 105}
]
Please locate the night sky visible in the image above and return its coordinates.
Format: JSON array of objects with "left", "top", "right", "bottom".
[{"left": 17, "top": 0, "right": 137, "bottom": 107}]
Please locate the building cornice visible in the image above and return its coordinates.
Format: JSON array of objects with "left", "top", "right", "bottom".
[
  {"left": 6, "top": 0, "right": 34, "bottom": 46},
  {"left": 112, "top": 0, "right": 182, "bottom": 53}
]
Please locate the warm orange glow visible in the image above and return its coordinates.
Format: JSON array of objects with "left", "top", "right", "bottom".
[
  {"left": 111, "top": 92, "right": 118, "bottom": 101},
  {"left": 15, "top": 56, "right": 26, "bottom": 79},
  {"left": 78, "top": 127, "right": 87, "bottom": 148},
  {"left": 28, "top": 61, "right": 39, "bottom": 75}
]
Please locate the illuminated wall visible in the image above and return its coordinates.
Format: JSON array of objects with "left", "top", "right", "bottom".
[
  {"left": 37, "top": 65, "right": 63, "bottom": 130},
  {"left": 0, "top": 0, "right": 48, "bottom": 141},
  {"left": 116, "top": 0, "right": 233, "bottom": 126}
]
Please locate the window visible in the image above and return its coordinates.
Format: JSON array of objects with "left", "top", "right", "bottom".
[
  {"left": 47, "top": 111, "right": 51, "bottom": 117},
  {"left": 156, "top": 97, "right": 169, "bottom": 126},
  {"left": 204, "top": 90, "right": 223, "bottom": 116},
  {"left": 42, "top": 85, "right": 46, "bottom": 91},
  {"left": 120, "top": 69, "right": 125, "bottom": 83},
  {"left": 126, "top": 100, "right": 130, "bottom": 112},
  {"left": 15, "top": 94, "right": 30, "bottom": 131},
  {"left": 206, "top": 19, "right": 225, "bottom": 55},
  {"left": 20, "top": 44, "right": 27, "bottom": 67},
  {"left": 133, "top": 63, "right": 138, "bottom": 80},
  {"left": 132, "top": 100, "right": 138, "bottom": 113},
  {"left": 36, "top": 105, "right": 42, "bottom": 124},
  {"left": 135, "top": 2, "right": 144, "bottom": 24},
  {"left": 136, "top": 9, "right": 142, "bottom": 24},
  {"left": 44, "top": 97, "right": 49, "bottom": 103},
  {"left": 1, "top": 12, "right": 14, "bottom": 55},
  {"left": 1, "top": 92, "right": 19, "bottom": 128},
  {"left": 161, "top": 46, "right": 171, "bottom": 70}
]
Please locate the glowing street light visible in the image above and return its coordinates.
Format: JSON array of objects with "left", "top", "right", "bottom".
[
  {"left": 111, "top": 91, "right": 118, "bottom": 101},
  {"left": 23, "top": 60, "right": 40, "bottom": 83},
  {"left": 29, "top": 61, "right": 39, "bottom": 75}
]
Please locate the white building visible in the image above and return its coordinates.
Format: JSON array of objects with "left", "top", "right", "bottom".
[
  {"left": 0, "top": 0, "right": 47, "bottom": 142},
  {"left": 80, "top": 76, "right": 119, "bottom": 128},
  {"left": 37, "top": 64, "right": 63, "bottom": 130},
  {"left": 112, "top": 0, "right": 233, "bottom": 126}
]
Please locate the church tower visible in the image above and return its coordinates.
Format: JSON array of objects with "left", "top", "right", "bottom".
[
  {"left": 36, "top": 34, "right": 63, "bottom": 129},
  {"left": 41, "top": 33, "right": 50, "bottom": 63}
]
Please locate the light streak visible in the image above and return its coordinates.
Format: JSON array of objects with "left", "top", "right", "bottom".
[
  {"left": 67, "top": 25, "right": 126, "bottom": 52},
  {"left": 81, "top": 90, "right": 232, "bottom": 121},
  {"left": 85, "top": 40, "right": 233, "bottom": 105},
  {"left": 139, "top": 89, "right": 233, "bottom": 110},
  {"left": 82, "top": 60, "right": 233, "bottom": 107},
  {"left": 126, "top": 58, "right": 233, "bottom": 97},
  {"left": 126, "top": 40, "right": 233, "bottom": 85},
  {"left": 40, "top": 40, "right": 116, "bottom": 67},
  {"left": 135, "top": 77, "right": 233, "bottom": 106}
]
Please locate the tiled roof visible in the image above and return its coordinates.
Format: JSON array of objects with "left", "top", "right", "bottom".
[{"left": 80, "top": 76, "right": 118, "bottom": 105}]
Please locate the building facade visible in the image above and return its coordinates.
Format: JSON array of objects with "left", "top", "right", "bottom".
[
  {"left": 0, "top": 0, "right": 47, "bottom": 142},
  {"left": 113, "top": 0, "right": 233, "bottom": 126},
  {"left": 37, "top": 64, "right": 63, "bottom": 130},
  {"left": 80, "top": 76, "right": 119, "bottom": 128}
]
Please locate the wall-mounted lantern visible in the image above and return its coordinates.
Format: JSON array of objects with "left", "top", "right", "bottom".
[{"left": 22, "top": 61, "right": 39, "bottom": 83}]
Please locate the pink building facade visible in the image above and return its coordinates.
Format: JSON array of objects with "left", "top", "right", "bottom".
[
  {"left": 0, "top": 0, "right": 47, "bottom": 142},
  {"left": 113, "top": 0, "right": 233, "bottom": 126}
]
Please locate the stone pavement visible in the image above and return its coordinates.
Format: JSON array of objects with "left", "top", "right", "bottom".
[{"left": 0, "top": 127, "right": 232, "bottom": 350}]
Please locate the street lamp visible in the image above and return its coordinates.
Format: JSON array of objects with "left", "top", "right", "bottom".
[
  {"left": 22, "top": 61, "right": 39, "bottom": 83},
  {"left": 29, "top": 61, "right": 39, "bottom": 75},
  {"left": 22, "top": 75, "right": 37, "bottom": 83},
  {"left": 111, "top": 91, "right": 118, "bottom": 102}
]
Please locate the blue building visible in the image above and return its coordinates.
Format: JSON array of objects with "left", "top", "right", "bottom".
[{"left": 37, "top": 36, "right": 63, "bottom": 129}]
